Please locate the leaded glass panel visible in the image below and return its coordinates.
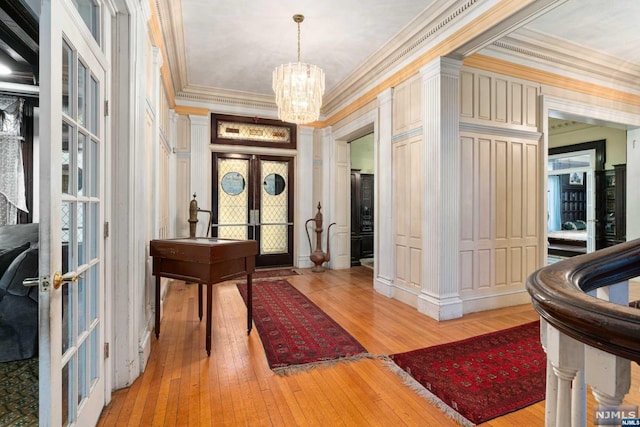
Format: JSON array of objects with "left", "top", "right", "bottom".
[
  {"left": 260, "top": 160, "right": 288, "bottom": 254},
  {"left": 217, "top": 158, "right": 248, "bottom": 240}
]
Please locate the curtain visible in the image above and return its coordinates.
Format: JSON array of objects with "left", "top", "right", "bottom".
[{"left": 0, "top": 95, "right": 27, "bottom": 225}]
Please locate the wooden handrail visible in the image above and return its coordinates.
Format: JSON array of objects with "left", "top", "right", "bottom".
[{"left": 526, "top": 238, "right": 640, "bottom": 363}]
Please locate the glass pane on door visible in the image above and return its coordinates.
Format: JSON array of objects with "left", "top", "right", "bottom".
[
  {"left": 58, "top": 33, "right": 103, "bottom": 427},
  {"left": 217, "top": 158, "right": 249, "bottom": 240},
  {"left": 260, "top": 160, "right": 289, "bottom": 255}
]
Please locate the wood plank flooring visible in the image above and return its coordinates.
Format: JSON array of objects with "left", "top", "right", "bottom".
[{"left": 98, "top": 267, "right": 640, "bottom": 426}]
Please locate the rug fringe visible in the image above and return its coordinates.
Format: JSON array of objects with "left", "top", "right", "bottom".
[
  {"left": 272, "top": 352, "right": 381, "bottom": 376},
  {"left": 381, "top": 356, "right": 475, "bottom": 427}
]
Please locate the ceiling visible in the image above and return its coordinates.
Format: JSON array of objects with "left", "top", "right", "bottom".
[
  {"left": 0, "top": 0, "right": 638, "bottom": 113},
  {"left": 159, "top": 0, "right": 640, "bottom": 113}
]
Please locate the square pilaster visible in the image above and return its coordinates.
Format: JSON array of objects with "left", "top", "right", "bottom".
[{"left": 418, "top": 56, "right": 463, "bottom": 320}]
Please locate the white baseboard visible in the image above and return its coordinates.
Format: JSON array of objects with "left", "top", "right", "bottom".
[
  {"left": 462, "top": 290, "right": 532, "bottom": 314},
  {"left": 418, "top": 293, "right": 464, "bottom": 321},
  {"left": 138, "top": 329, "right": 151, "bottom": 374},
  {"left": 374, "top": 276, "right": 394, "bottom": 297},
  {"left": 296, "top": 256, "right": 314, "bottom": 269}
]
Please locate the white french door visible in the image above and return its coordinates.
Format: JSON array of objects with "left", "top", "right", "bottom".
[{"left": 40, "top": 0, "right": 106, "bottom": 425}]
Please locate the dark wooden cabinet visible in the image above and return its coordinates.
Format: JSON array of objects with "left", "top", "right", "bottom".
[
  {"left": 603, "top": 164, "right": 626, "bottom": 246},
  {"left": 559, "top": 173, "right": 586, "bottom": 224},
  {"left": 350, "top": 170, "right": 374, "bottom": 266}
]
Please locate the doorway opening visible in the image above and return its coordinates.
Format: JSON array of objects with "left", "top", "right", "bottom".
[
  {"left": 546, "top": 117, "right": 629, "bottom": 264},
  {"left": 547, "top": 150, "right": 595, "bottom": 262},
  {"left": 349, "top": 134, "right": 374, "bottom": 269}
]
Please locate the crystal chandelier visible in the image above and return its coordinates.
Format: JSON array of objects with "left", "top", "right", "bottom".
[{"left": 272, "top": 14, "right": 325, "bottom": 125}]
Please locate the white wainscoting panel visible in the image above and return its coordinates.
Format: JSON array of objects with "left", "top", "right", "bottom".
[
  {"left": 460, "top": 67, "right": 539, "bottom": 131},
  {"left": 393, "top": 134, "right": 422, "bottom": 292},
  {"left": 459, "top": 132, "right": 540, "bottom": 300},
  {"left": 174, "top": 114, "right": 190, "bottom": 152},
  {"left": 392, "top": 74, "right": 422, "bottom": 136},
  {"left": 175, "top": 157, "right": 190, "bottom": 237}
]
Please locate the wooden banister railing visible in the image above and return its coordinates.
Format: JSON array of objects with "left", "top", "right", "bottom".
[
  {"left": 527, "top": 239, "right": 640, "bottom": 426},
  {"left": 527, "top": 238, "right": 640, "bottom": 363}
]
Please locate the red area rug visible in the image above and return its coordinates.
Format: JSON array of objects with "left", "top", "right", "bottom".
[
  {"left": 237, "top": 279, "right": 369, "bottom": 375},
  {"left": 388, "top": 321, "right": 546, "bottom": 426},
  {"left": 252, "top": 268, "right": 299, "bottom": 280}
]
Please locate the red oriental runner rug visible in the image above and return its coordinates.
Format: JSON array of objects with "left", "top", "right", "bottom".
[
  {"left": 388, "top": 321, "right": 546, "bottom": 426},
  {"left": 237, "top": 279, "right": 369, "bottom": 375},
  {"left": 251, "top": 268, "right": 299, "bottom": 280}
]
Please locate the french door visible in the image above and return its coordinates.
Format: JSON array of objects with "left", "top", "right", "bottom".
[
  {"left": 212, "top": 153, "right": 294, "bottom": 267},
  {"left": 40, "top": 1, "right": 106, "bottom": 425}
]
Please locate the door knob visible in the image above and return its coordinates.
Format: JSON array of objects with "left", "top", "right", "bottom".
[{"left": 53, "top": 271, "right": 82, "bottom": 289}]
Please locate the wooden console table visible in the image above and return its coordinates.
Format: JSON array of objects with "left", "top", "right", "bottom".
[{"left": 150, "top": 237, "right": 258, "bottom": 355}]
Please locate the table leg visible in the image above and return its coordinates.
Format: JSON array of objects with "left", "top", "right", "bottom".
[
  {"left": 206, "top": 283, "right": 212, "bottom": 356},
  {"left": 198, "top": 283, "right": 203, "bottom": 321},
  {"left": 247, "top": 273, "right": 253, "bottom": 334},
  {"left": 155, "top": 275, "right": 161, "bottom": 339}
]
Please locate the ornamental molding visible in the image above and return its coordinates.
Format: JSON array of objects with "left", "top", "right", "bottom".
[
  {"left": 484, "top": 28, "right": 640, "bottom": 93},
  {"left": 322, "top": 0, "right": 479, "bottom": 115}
]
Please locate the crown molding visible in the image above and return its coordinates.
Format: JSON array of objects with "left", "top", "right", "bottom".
[
  {"left": 322, "top": 0, "right": 480, "bottom": 116},
  {"left": 176, "top": 84, "right": 276, "bottom": 110},
  {"left": 155, "top": 0, "right": 188, "bottom": 96},
  {"left": 320, "top": 0, "right": 569, "bottom": 120},
  {"left": 159, "top": 0, "right": 484, "bottom": 117},
  {"left": 450, "top": 0, "right": 566, "bottom": 57},
  {"left": 157, "top": 0, "right": 639, "bottom": 125},
  {"left": 483, "top": 28, "right": 640, "bottom": 94}
]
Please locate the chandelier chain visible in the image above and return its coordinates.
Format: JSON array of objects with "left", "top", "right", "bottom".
[{"left": 297, "top": 20, "right": 301, "bottom": 62}]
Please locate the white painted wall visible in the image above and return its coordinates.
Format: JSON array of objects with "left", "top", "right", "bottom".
[
  {"left": 350, "top": 133, "right": 374, "bottom": 173},
  {"left": 549, "top": 126, "right": 627, "bottom": 168}
]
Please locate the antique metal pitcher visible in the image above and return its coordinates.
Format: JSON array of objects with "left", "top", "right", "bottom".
[{"left": 305, "top": 202, "right": 336, "bottom": 272}]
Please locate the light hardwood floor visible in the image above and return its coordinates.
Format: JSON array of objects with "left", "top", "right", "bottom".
[{"left": 98, "top": 267, "right": 639, "bottom": 426}]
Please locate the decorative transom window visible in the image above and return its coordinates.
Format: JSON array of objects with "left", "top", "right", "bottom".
[{"left": 211, "top": 114, "right": 296, "bottom": 149}]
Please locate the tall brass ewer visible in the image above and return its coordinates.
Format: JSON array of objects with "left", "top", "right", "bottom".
[
  {"left": 305, "top": 202, "right": 336, "bottom": 272},
  {"left": 188, "top": 193, "right": 212, "bottom": 238}
]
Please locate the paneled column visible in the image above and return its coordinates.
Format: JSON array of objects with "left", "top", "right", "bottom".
[
  {"left": 296, "top": 126, "right": 314, "bottom": 268},
  {"left": 418, "top": 57, "right": 463, "bottom": 320},
  {"left": 375, "top": 88, "right": 394, "bottom": 295},
  {"left": 189, "top": 114, "right": 211, "bottom": 237},
  {"left": 168, "top": 109, "right": 178, "bottom": 238},
  {"left": 321, "top": 126, "right": 333, "bottom": 230}
]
